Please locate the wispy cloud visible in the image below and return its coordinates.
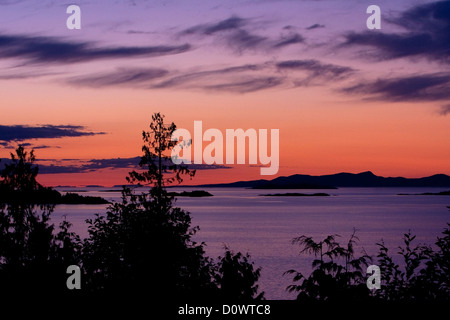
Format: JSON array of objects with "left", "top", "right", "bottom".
[
  {"left": 277, "top": 59, "right": 354, "bottom": 77},
  {"left": 438, "top": 104, "right": 450, "bottom": 116},
  {"left": 0, "top": 0, "right": 27, "bottom": 5},
  {"left": 16, "top": 142, "right": 59, "bottom": 149},
  {"left": 342, "top": 73, "right": 450, "bottom": 102},
  {"left": 276, "top": 59, "right": 355, "bottom": 86},
  {"left": 306, "top": 24, "right": 325, "bottom": 30},
  {"left": 151, "top": 64, "right": 279, "bottom": 93},
  {"left": 0, "top": 124, "right": 105, "bottom": 142},
  {"left": 179, "top": 15, "right": 304, "bottom": 53},
  {"left": 181, "top": 16, "right": 248, "bottom": 35},
  {"left": 0, "top": 157, "right": 231, "bottom": 174},
  {"left": 0, "top": 34, "right": 191, "bottom": 64},
  {"left": 127, "top": 30, "right": 156, "bottom": 35},
  {"left": 66, "top": 59, "right": 354, "bottom": 93},
  {"left": 343, "top": 32, "right": 434, "bottom": 61},
  {"left": 341, "top": 1, "right": 450, "bottom": 64},
  {"left": 203, "top": 77, "right": 283, "bottom": 93},
  {"left": 0, "top": 70, "right": 61, "bottom": 80},
  {"left": 67, "top": 64, "right": 274, "bottom": 93},
  {"left": 224, "top": 29, "right": 268, "bottom": 52},
  {"left": 67, "top": 68, "right": 169, "bottom": 88},
  {"left": 273, "top": 33, "right": 304, "bottom": 48}
]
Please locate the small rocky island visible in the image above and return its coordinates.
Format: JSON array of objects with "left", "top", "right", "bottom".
[
  {"left": 168, "top": 190, "right": 213, "bottom": 197},
  {"left": 259, "top": 192, "right": 330, "bottom": 197},
  {"left": 398, "top": 190, "right": 450, "bottom": 196},
  {"left": 0, "top": 186, "right": 109, "bottom": 205}
]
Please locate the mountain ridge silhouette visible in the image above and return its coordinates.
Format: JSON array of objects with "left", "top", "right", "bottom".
[{"left": 190, "top": 171, "right": 450, "bottom": 189}]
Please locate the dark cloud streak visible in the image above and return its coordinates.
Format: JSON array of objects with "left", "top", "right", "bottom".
[
  {"left": 16, "top": 142, "right": 58, "bottom": 149},
  {"left": 341, "top": 1, "right": 450, "bottom": 64},
  {"left": 0, "top": 34, "right": 191, "bottom": 64},
  {"left": 179, "top": 15, "right": 304, "bottom": 53},
  {"left": 66, "top": 59, "right": 354, "bottom": 93},
  {"left": 342, "top": 73, "right": 450, "bottom": 102},
  {"left": 273, "top": 33, "right": 304, "bottom": 48},
  {"left": 204, "top": 77, "right": 283, "bottom": 93},
  {"left": 439, "top": 104, "right": 450, "bottom": 115},
  {"left": 0, "top": 157, "right": 231, "bottom": 174},
  {"left": 306, "top": 24, "right": 325, "bottom": 30},
  {"left": 276, "top": 59, "right": 355, "bottom": 84},
  {"left": 67, "top": 68, "right": 169, "bottom": 88},
  {"left": 180, "top": 16, "right": 247, "bottom": 35},
  {"left": 225, "top": 29, "right": 268, "bottom": 52},
  {"left": 151, "top": 64, "right": 281, "bottom": 93},
  {"left": 0, "top": 125, "right": 105, "bottom": 142},
  {"left": 343, "top": 32, "right": 434, "bottom": 60}
]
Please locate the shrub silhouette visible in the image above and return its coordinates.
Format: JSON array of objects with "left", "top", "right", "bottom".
[
  {"left": 0, "top": 146, "right": 81, "bottom": 296},
  {"left": 286, "top": 225, "right": 450, "bottom": 304},
  {"left": 81, "top": 185, "right": 216, "bottom": 299},
  {"left": 375, "top": 226, "right": 450, "bottom": 302},
  {"left": 81, "top": 113, "right": 263, "bottom": 300},
  {"left": 284, "top": 230, "right": 371, "bottom": 302},
  {"left": 215, "top": 248, "right": 264, "bottom": 300},
  {"left": 0, "top": 120, "right": 263, "bottom": 302}
]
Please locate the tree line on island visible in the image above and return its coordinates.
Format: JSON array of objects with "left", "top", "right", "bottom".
[
  {"left": 0, "top": 113, "right": 448, "bottom": 307},
  {"left": 0, "top": 150, "right": 108, "bottom": 205}
]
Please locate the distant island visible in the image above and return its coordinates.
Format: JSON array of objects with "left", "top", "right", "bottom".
[
  {"left": 168, "top": 190, "right": 213, "bottom": 197},
  {"left": 398, "top": 190, "right": 450, "bottom": 196},
  {"left": 260, "top": 193, "right": 330, "bottom": 197},
  {"left": 113, "top": 184, "right": 143, "bottom": 188},
  {"left": 253, "top": 183, "right": 336, "bottom": 189},
  {"left": 57, "top": 192, "right": 110, "bottom": 204},
  {"left": 0, "top": 187, "right": 109, "bottom": 205},
  {"left": 190, "top": 171, "right": 450, "bottom": 189}
]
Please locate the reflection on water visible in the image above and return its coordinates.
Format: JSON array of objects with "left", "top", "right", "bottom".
[{"left": 51, "top": 187, "right": 450, "bottom": 299}]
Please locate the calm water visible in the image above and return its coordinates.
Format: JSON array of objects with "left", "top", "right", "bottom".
[{"left": 51, "top": 187, "right": 450, "bottom": 300}]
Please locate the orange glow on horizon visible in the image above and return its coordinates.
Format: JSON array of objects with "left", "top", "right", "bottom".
[{"left": 2, "top": 71, "right": 449, "bottom": 187}]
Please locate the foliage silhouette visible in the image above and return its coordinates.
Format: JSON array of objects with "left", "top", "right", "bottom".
[
  {"left": 375, "top": 226, "right": 450, "bottom": 302},
  {"left": 284, "top": 230, "right": 371, "bottom": 302},
  {"left": 0, "top": 146, "right": 81, "bottom": 297},
  {"left": 0, "top": 116, "right": 263, "bottom": 302},
  {"left": 286, "top": 225, "right": 450, "bottom": 304},
  {"left": 1, "top": 138, "right": 448, "bottom": 307},
  {"left": 0, "top": 150, "right": 108, "bottom": 205},
  {"left": 215, "top": 248, "right": 264, "bottom": 300},
  {"left": 81, "top": 112, "right": 263, "bottom": 301}
]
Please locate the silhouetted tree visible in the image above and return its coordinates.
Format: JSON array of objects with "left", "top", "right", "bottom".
[
  {"left": 215, "top": 248, "right": 264, "bottom": 300},
  {"left": 284, "top": 231, "right": 371, "bottom": 302},
  {"left": 286, "top": 225, "right": 450, "bottom": 304},
  {"left": 82, "top": 113, "right": 262, "bottom": 301},
  {"left": 375, "top": 226, "right": 450, "bottom": 302},
  {"left": 127, "top": 112, "right": 194, "bottom": 208},
  {"left": 429, "top": 224, "right": 450, "bottom": 300},
  {"left": 0, "top": 146, "right": 81, "bottom": 296}
]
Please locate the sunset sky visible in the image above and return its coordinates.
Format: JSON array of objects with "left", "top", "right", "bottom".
[{"left": 0, "top": 0, "right": 449, "bottom": 186}]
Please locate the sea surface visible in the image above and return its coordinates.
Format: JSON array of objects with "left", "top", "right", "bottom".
[{"left": 51, "top": 187, "right": 450, "bottom": 300}]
